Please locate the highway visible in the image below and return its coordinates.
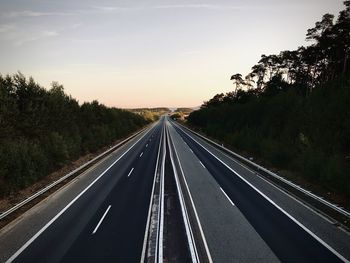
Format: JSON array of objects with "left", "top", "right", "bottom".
[
  {"left": 168, "top": 120, "right": 350, "bottom": 263},
  {"left": 2, "top": 119, "right": 165, "bottom": 263},
  {"left": 0, "top": 116, "right": 349, "bottom": 262}
]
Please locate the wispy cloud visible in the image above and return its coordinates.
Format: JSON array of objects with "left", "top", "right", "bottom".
[
  {"left": 152, "top": 4, "right": 243, "bottom": 10},
  {"left": 3, "top": 10, "right": 74, "bottom": 18},
  {"left": 0, "top": 24, "right": 15, "bottom": 33},
  {"left": 91, "top": 6, "right": 130, "bottom": 12},
  {"left": 14, "top": 30, "right": 59, "bottom": 46}
]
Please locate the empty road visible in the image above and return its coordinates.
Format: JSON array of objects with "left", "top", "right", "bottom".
[{"left": 0, "top": 116, "right": 349, "bottom": 263}]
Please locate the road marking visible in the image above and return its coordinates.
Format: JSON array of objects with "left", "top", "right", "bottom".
[
  {"left": 180, "top": 123, "right": 350, "bottom": 219},
  {"left": 140, "top": 152, "right": 143, "bottom": 157},
  {"left": 158, "top": 138, "right": 166, "bottom": 263},
  {"left": 92, "top": 205, "right": 111, "bottom": 234},
  {"left": 220, "top": 187, "right": 235, "bottom": 207},
  {"left": 166, "top": 127, "right": 199, "bottom": 263},
  {"left": 5, "top": 124, "right": 155, "bottom": 263},
  {"left": 146, "top": 144, "right": 148, "bottom": 147},
  {"left": 199, "top": 161, "right": 206, "bottom": 169},
  {"left": 177, "top": 125, "right": 349, "bottom": 263},
  {"left": 140, "top": 124, "right": 164, "bottom": 263},
  {"left": 168, "top": 125, "right": 213, "bottom": 263},
  {"left": 189, "top": 148, "right": 193, "bottom": 153},
  {"left": 127, "top": 167, "right": 134, "bottom": 177}
]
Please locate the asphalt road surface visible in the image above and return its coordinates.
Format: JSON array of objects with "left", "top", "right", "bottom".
[{"left": 1, "top": 116, "right": 349, "bottom": 263}]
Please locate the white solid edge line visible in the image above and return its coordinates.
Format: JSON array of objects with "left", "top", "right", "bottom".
[
  {"left": 177, "top": 124, "right": 349, "bottom": 263},
  {"left": 127, "top": 168, "right": 135, "bottom": 177},
  {"left": 179, "top": 123, "right": 350, "bottom": 218},
  {"left": 140, "top": 152, "right": 143, "bottom": 157},
  {"left": 158, "top": 124, "right": 166, "bottom": 263},
  {"left": 180, "top": 126, "right": 338, "bottom": 225},
  {"left": 6, "top": 124, "right": 155, "bottom": 263},
  {"left": 140, "top": 122, "right": 163, "bottom": 263},
  {"left": 199, "top": 161, "right": 206, "bottom": 169},
  {"left": 220, "top": 187, "right": 235, "bottom": 207},
  {"left": 168, "top": 123, "right": 213, "bottom": 263},
  {"left": 187, "top": 131, "right": 335, "bottom": 223},
  {"left": 154, "top": 123, "right": 166, "bottom": 262},
  {"left": 166, "top": 124, "right": 199, "bottom": 263},
  {"left": 92, "top": 205, "right": 111, "bottom": 234},
  {"left": 155, "top": 124, "right": 166, "bottom": 263},
  {"left": 0, "top": 124, "right": 152, "bottom": 221}
]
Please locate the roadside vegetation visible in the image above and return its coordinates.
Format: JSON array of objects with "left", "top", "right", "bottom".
[
  {"left": 129, "top": 107, "right": 170, "bottom": 122},
  {"left": 171, "top": 108, "right": 194, "bottom": 120},
  {"left": 0, "top": 73, "right": 149, "bottom": 196},
  {"left": 188, "top": 2, "right": 350, "bottom": 196}
]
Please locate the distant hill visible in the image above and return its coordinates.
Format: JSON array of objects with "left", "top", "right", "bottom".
[
  {"left": 174, "top": 108, "right": 194, "bottom": 114},
  {"left": 128, "top": 108, "right": 171, "bottom": 122},
  {"left": 128, "top": 107, "right": 170, "bottom": 113}
]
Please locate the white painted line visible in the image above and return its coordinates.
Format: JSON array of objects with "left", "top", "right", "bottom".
[
  {"left": 127, "top": 168, "right": 134, "bottom": 177},
  {"left": 92, "top": 205, "right": 111, "bottom": 234},
  {"left": 5, "top": 124, "right": 155, "bottom": 263},
  {"left": 139, "top": 152, "right": 143, "bottom": 157},
  {"left": 0, "top": 124, "right": 150, "bottom": 222},
  {"left": 158, "top": 124, "right": 167, "bottom": 263},
  {"left": 177, "top": 127, "right": 337, "bottom": 225},
  {"left": 166, "top": 126, "right": 199, "bottom": 263},
  {"left": 220, "top": 187, "right": 235, "bottom": 207},
  {"left": 179, "top": 123, "right": 350, "bottom": 219},
  {"left": 146, "top": 144, "right": 148, "bottom": 147},
  {"left": 140, "top": 123, "right": 163, "bottom": 263},
  {"left": 167, "top": 124, "right": 213, "bottom": 263},
  {"left": 199, "top": 161, "right": 206, "bottom": 169},
  {"left": 178, "top": 125, "right": 349, "bottom": 263}
]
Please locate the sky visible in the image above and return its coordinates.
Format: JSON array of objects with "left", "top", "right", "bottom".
[{"left": 0, "top": 0, "right": 345, "bottom": 108}]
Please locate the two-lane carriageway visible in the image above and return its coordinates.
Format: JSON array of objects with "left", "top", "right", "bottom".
[{"left": 5, "top": 118, "right": 166, "bottom": 263}]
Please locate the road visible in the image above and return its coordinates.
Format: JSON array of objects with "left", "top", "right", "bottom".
[
  {"left": 2, "top": 119, "right": 164, "bottom": 263},
  {"left": 167, "top": 119, "right": 350, "bottom": 263},
  {"left": 0, "top": 116, "right": 349, "bottom": 262}
]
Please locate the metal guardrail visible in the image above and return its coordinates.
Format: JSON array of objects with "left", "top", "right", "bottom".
[
  {"left": 176, "top": 122, "right": 350, "bottom": 219},
  {"left": 0, "top": 127, "right": 149, "bottom": 221}
]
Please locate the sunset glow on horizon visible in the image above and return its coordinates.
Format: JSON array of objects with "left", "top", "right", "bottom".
[{"left": 0, "top": 0, "right": 343, "bottom": 108}]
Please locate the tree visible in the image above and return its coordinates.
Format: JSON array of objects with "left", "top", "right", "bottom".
[
  {"left": 245, "top": 73, "right": 255, "bottom": 90},
  {"left": 230, "top": 73, "right": 244, "bottom": 93},
  {"left": 251, "top": 64, "right": 266, "bottom": 90},
  {"left": 0, "top": 73, "right": 149, "bottom": 196}
]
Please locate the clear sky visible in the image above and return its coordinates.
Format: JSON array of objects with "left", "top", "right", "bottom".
[{"left": 0, "top": 0, "right": 344, "bottom": 108}]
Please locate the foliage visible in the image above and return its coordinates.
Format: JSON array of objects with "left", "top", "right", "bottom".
[
  {"left": 188, "top": 2, "right": 350, "bottom": 195},
  {"left": 0, "top": 73, "right": 149, "bottom": 195}
]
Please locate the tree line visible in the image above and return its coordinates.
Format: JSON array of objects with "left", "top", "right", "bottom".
[
  {"left": 188, "top": 1, "right": 350, "bottom": 195},
  {"left": 0, "top": 73, "right": 149, "bottom": 196}
]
